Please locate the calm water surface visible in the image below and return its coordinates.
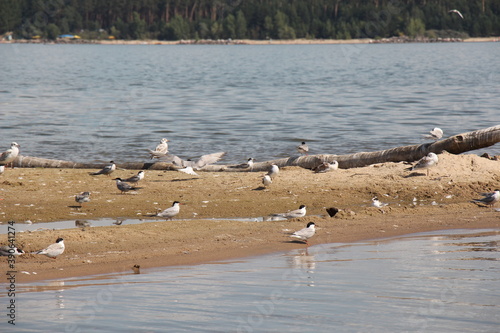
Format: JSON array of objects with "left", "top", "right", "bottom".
[
  {"left": 1, "top": 229, "right": 498, "bottom": 332},
  {"left": 0, "top": 43, "right": 499, "bottom": 163}
]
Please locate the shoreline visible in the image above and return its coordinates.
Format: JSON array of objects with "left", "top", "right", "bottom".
[{"left": 1, "top": 152, "right": 499, "bottom": 283}]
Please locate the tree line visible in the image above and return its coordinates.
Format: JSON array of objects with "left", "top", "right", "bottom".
[{"left": 0, "top": 0, "right": 498, "bottom": 41}]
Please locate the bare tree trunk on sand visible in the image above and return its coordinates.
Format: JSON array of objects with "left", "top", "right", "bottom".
[{"left": 11, "top": 125, "right": 500, "bottom": 172}]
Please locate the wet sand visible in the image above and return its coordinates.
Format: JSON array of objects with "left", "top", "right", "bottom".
[{"left": 1, "top": 152, "right": 499, "bottom": 282}]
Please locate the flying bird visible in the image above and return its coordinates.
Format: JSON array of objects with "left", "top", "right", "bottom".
[
  {"left": 75, "top": 191, "right": 91, "bottom": 207},
  {"left": 297, "top": 142, "right": 309, "bottom": 155},
  {"left": 154, "top": 201, "right": 181, "bottom": 220},
  {"left": 89, "top": 161, "right": 116, "bottom": 176},
  {"left": 408, "top": 152, "right": 439, "bottom": 176},
  {"left": 122, "top": 170, "right": 145, "bottom": 184},
  {"left": 313, "top": 161, "right": 338, "bottom": 173},
  {"left": 147, "top": 138, "right": 170, "bottom": 159},
  {"left": 177, "top": 166, "right": 199, "bottom": 176},
  {"left": 35, "top": 237, "right": 65, "bottom": 259},
  {"left": 449, "top": 9, "right": 464, "bottom": 19},
  {"left": 113, "top": 178, "right": 143, "bottom": 194},
  {"left": 158, "top": 152, "right": 226, "bottom": 170},
  {"left": 472, "top": 190, "right": 500, "bottom": 208},
  {"left": 0, "top": 142, "right": 20, "bottom": 168},
  {"left": 423, "top": 127, "right": 443, "bottom": 140},
  {"left": 0, "top": 246, "right": 25, "bottom": 256},
  {"left": 290, "top": 222, "right": 316, "bottom": 245}
]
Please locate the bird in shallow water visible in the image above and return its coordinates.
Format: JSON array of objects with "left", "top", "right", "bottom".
[
  {"left": 290, "top": 222, "right": 316, "bottom": 245},
  {"left": 35, "top": 238, "right": 65, "bottom": 259},
  {"left": 270, "top": 205, "right": 307, "bottom": 220},
  {"left": 371, "top": 197, "right": 388, "bottom": 208},
  {"left": 89, "top": 161, "right": 116, "bottom": 176}
]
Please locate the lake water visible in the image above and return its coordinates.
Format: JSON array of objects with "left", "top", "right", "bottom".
[
  {"left": 2, "top": 228, "right": 498, "bottom": 332},
  {"left": 0, "top": 42, "right": 499, "bottom": 164}
]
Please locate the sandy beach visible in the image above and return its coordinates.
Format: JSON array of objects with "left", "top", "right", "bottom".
[{"left": 1, "top": 152, "right": 499, "bottom": 283}]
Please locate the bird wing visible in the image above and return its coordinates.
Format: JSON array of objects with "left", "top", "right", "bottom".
[
  {"left": 195, "top": 152, "right": 226, "bottom": 169},
  {"left": 178, "top": 167, "right": 199, "bottom": 176}
]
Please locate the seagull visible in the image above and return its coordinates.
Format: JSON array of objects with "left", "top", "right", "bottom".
[
  {"left": 0, "top": 246, "right": 25, "bottom": 256},
  {"left": 313, "top": 161, "right": 338, "bottom": 173},
  {"left": 230, "top": 158, "right": 254, "bottom": 170},
  {"left": 472, "top": 190, "right": 500, "bottom": 208},
  {"left": 423, "top": 127, "right": 443, "bottom": 140},
  {"left": 449, "top": 9, "right": 464, "bottom": 19},
  {"left": 267, "top": 164, "right": 280, "bottom": 179},
  {"left": 290, "top": 222, "right": 316, "bottom": 245},
  {"left": 262, "top": 174, "right": 272, "bottom": 187},
  {"left": 75, "top": 191, "right": 91, "bottom": 207},
  {"left": 0, "top": 142, "right": 20, "bottom": 167},
  {"left": 89, "top": 161, "right": 116, "bottom": 176},
  {"left": 147, "top": 138, "right": 170, "bottom": 159},
  {"left": 372, "top": 197, "right": 388, "bottom": 208},
  {"left": 113, "top": 178, "right": 143, "bottom": 194},
  {"left": 408, "top": 152, "right": 439, "bottom": 176},
  {"left": 122, "top": 170, "right": 145, "bottom": 184},
  {"left": 35, "top": 237, "right": 65, "bottom": 259},
  {"left": 297, "top": 142, "right": 309, "bottom": 155},
  {"left": 158, "top": 152, "right": 226, "bottom": 170},
  {"left": 271, "top": 205, "right": 307, "bottom": 220},
  {"left": 155, "top": 201, "right": 181, "bottom": 220}
]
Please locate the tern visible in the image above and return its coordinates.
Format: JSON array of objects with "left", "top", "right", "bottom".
[
  {"left": 472, "top": 190, "right": 500, "bottom": 208},
  {"left": 0, "top": 246, "right": 25, "bottom": 256},
  {"left": 271, "top": 205, "right": 307, "bottom": 220},
  {"left": 147, "top": 138, "right": 170, "bottom": 159},
  {"left": 35, "top": 237, "right": 65, "bottom": 259},
  {"left": 372, "top": 197, "right": 388, "bottom": 208},
  {"left": 75, "top": 191, "right": 91, "bottom": 207},
  {"left": 297, "top": 142, "right": 309, "bottom": 155},
  {"left": 122, "top": 170, "right": 145, "bottom": 184},
  {"left": 113, "top": 178, "right": 143, "bottom": 194},
  {"left": 423, "top": 127, "right": 443, "bottom": 140},
  {"left": 177, "top": 166, "right": 199, "bottom": 176},
  {"left": 132, "top": 264, "right": 141, "bottom": 274},
  {"left": 158, "top": 152, "right": 226, "bottom": 170},
  {"left": 262, "top": 174, "right": 272, "bottom": 187},
  {"left": 230, "top": 158, "right": 255, "bottom": 170},
  {"left": 0, "top": 142, "right": 20, "bottom": 168},
  {"left": 408, "top": 153, "right": 439, "bottom": 176},
  {"left": 0, "top": 165, "right": 4, "bottom": 175},
  {"left": 449, "top": 9, "right": 464, "bottom": 19},
  {"left": 155, "top": 201, "right": 181, "bottom": 220},
  {"left": 290, "top": 222, "right": 316, "bottom": 245},
  {"left": 267, "top": 164, "right": 280, "bottom": 179},
  {"left": 89, "top": 161, "right": 116, "bottom": 176},
  {"left": 313, "top": 161, "right": 338, "bottom": 173}
]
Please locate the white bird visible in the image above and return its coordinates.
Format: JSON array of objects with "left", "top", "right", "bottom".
[
  {"left": 0, "top": 246, "right": 25, "bottom": 256},
  {"left": 122, "top": 170, "right": 145, "bottom": 184},
  {"left": 409, "top": 152, "right": 439, "bottom": 176},
  {"left": 262, "top": 174, "right": 272, "bottom": 187},
  {"left": 147, "top": 138, "right": 170, "bottom": 159},
  {"left": 290, "top": 222, "right": 316, "bottom": 245},
  {"left": 423, "top": 127, "right": 443, "bottom": 140},
  {"left": 230, "top": 158, "right": 254, "bottom": 170},
  {"left": 297, "top": 142, "right": 309, "bottom": 155},
  {"left": 0, "top": 142, "right": 20, "bottom": 167},
  {"left": 267, "top": 164, "right": 280, "bottom": 179},
  {"left": 113, "top": 178, "right": 143, "bottom": 194},
  {"left": 159, "top": 152, "right": 226, "bottom": 170},
  {"left": 472, "top": 190, "right": 500, "bottom": 208},
  {"left": 75, "top": 191, "right": 91, "bottom": 207},
  {"left": 35, "top": 237, "right": 65, "bottom": 259},
  {"left": 313, "top": 160, "right": 338, "bottom": 173},
  {"left": 372, "top": 197, "right": 388, "bottom": 208},
  {"left": 177, "top": 166, "right": 199, "bottom": 176},
  {"left": 271, "top": 205, "right": 307, "bottom": 220},
  {"left": 89, "top": 161, "right": 116, "bottom": 176},
  {"left": 449, "top": 9, "right": 464, "bottom": 19},
  {"left": 0, "top": 165, "right": 4, "bottom": 175},
  {"left": 155, "top": 201, "right": 181, "bottom": 220}
]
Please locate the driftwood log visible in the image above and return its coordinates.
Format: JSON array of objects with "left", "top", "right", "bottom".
[{"left": 11, "top": 125, "right": 500, "bottom": 172}]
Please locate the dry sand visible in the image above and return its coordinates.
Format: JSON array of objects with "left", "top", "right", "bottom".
[{"left": 1, "top": 152, "right": 499, "bottom": 283}]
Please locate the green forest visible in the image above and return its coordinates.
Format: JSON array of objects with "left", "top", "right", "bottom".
[{"left": 0, "top": 0, "right": 499, "bottom": 40}]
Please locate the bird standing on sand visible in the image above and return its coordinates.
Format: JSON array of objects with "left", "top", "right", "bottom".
[
  {"left": 155, "top": 201, "right": 181, "bottom": 220},
  {"left": 313, "top": 161, "right": 338, "bottom": 173},
  {"left": 262, "top": 174, "right": 272, "bottom": 187},
  {"left": 423, "top": 127, "right": 443, "bottom": 140},
  {"left": 0, "top": 246, "right": 25, "bottom": 256},
  {"left": 35, "top": 237, "right": 65, "bottom": 259},
  {"left": 122, "top": 170, "right": 145, "bottom": 184},
  {"left": 89, "top": 161, "right": 116, "bottom": 176},
  {"left": 272, "top": 205, "right": 307, "bottom": 220},
  {"left": 472, "top": 190, "right": 499, "bottom": 208},
  {"left": 290, "top": 222, "right": 316, "bottom": 245},
  {"left": 297, "top": 142, "right": 309, "bottom": 155},
  {"left": 372, "top": 197, "right": 388, "bottom": 208},
  {"left": 409, "top": 152, "right": 439, "bottom": 176},
  {"left": 0, "top": 142, "right": 20, "bottom": 168},
  {"left": 449, "top": 9, "right": 464, "bottom": 19},
  {"left": 113, "top": 178, "right": 143, "bottom": 194},
  {"left": 75, "top": 191, "right": 91, "bottom": 207},
  {"left": 147, "top": 138, "right": 170, "bottom": 159},
  {"left": 267, "top": 164, "right": 280, "bottom": 179}
]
